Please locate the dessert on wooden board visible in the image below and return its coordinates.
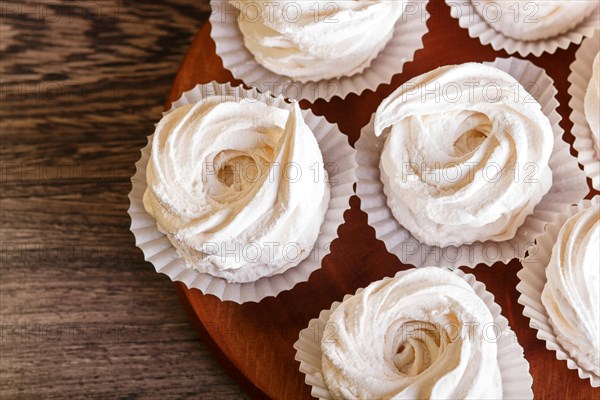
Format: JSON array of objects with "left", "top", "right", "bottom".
[{"left": 128, "top": 1, "right": 600, "bottom": 396}]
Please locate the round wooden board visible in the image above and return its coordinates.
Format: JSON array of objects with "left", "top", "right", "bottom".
[{"left": 167, "top": 1, "right": 598, "bottom": 398}]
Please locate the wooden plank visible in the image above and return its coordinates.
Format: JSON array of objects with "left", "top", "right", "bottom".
[{"left": 1, "top": 1, "right": 247, "bottom": 398}]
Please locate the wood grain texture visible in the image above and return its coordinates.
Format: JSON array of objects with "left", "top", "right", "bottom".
[
  {"left": 1, "top": 1, "right": 248, "bottom": 398},
  {"left": 170, "top": 1, "right": 600, "bottom": 399}
]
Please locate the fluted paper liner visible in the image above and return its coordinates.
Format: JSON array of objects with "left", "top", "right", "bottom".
[
  {"left": 294, "top": 268, "right": 533, "bottom": 399},
  {"left": 128, "top": 82, "right": 357, "bottom": 303},
  {"left": 209, "top": 0, "right": 430, "bottom": 102},
  {"left": 517, "top": 198, "right": 600, "bottom": 387},
  {"left": 446, "top": 0, "right": 600, "bottom": 57},
  {"left": 355, "top": 57, "right": 588, "bottom": 269},
  {"left": 569, "top": 31, "right": 600, "bottom": 191}
]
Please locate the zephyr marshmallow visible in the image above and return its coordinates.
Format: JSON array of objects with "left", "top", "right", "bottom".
[
  {"left": 375, "top": 63, "right": 553, "bottom": 246},
  {"left": 322, "top": 267, "right": 503, "bottom": 399},
  {"left": 143, "top": 97, "right": 329, "bottom": 283},
  {"left": 231, "top": 0, "right": 406, "bottom": 82},
  {"left": 473, "top": 0, "right": 599, "bottom": 41},
  {"left": 542, "top": 204, "right": 600, "bottom": 377}
]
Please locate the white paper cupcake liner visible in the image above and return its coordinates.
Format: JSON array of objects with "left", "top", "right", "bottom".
[
  {"left": 128, "top": 82, "right": 357, "bottom": 303},
  {"left": 446, "top": 0, "right": 600, "bottom": 57},
  {"left": 294, "top": 268, "right": 533, "bottom": 399},
  {"left": 517, "top": 197, "right": 600, "bottom": 387},
  {"left": 209, "top": 0, "right": 430, "bottom": 102},
  {"left": 568, "top": 31, "right": 600, "bottom": 191},
  {"left": 355, "top": 57, "right": 588, "bottom": 269}
]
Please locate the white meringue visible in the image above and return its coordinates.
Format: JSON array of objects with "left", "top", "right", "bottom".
[
  {"left": 230, "top": 0, "right": 406, "bottom": 82},
  {"left": 375, "top": 62, "right": 553, "bottom": 247},
  {"left": 584, "top": 52, "right": 600, "bottom": 153},
  {"left": 321, "top": 267, "right": 503, "bottom": 399},
  {"left": 542, "top": 203, "right": 600, "bottom": 377},
  {"left": 472, "top": 0, "right": 599, "bottom": 41},
  {"left": 143, "top": 96, "right": 329, "bottom": 283}
]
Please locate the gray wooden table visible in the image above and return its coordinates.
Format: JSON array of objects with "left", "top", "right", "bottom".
[{"left": 1, "top": 1, "right": 247, "bottom": 398}]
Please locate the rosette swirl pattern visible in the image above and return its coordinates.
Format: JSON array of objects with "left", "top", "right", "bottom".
[
  {"left": 321, "top": 267, "right": 502, "bottom": 399},
  {"left": 473, "top": 0, "right": 599, "bottom": 41},
  {"left": 143, "top": 97, "right": 329, "bottom": 283},
  {"left": 375, "top": 63, "right": 553, "bottom": 246},
  {"left": 231, "top": 0, "right": 406, "bottom": 82},
  {"left": 542, "top": 204, "right": 600, "bottom": 377}
]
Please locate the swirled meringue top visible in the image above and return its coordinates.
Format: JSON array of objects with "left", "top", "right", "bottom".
[
  {"left": 473, "top": 0, "right": 598, "bottom": 41},
  {"left": 231, "top": 0, "right": 406, "bottom": 82},
  {"left": 542, "top": 203, "right": 600, "bottom": 377},
  {"left": 321, "top": 267, "right": 503, "bottom": 399},
  {"left": 143, "top": 96, "right": 329, "bottom": 283},
  {"left": 374, "top": 63, "right": 553, "bottom": 246},
  {"left": 584, "top": 52, "right": 600, "bottom": 153}
]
